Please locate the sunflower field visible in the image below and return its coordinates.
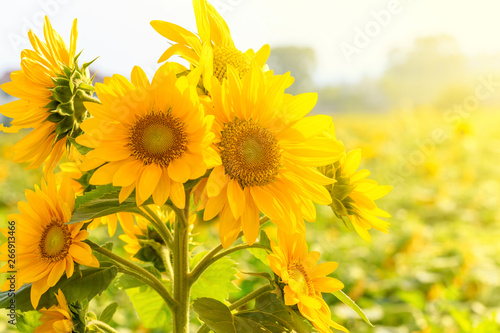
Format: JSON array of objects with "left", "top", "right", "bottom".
[{"left": 1, "top": 1, "right": 500, "bottom": 333}]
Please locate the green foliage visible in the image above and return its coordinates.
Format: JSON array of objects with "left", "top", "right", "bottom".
[
  {"left": 15, "top": 311, "right": 42, "bottom": 333},
  {"left": 99, "top": 302, "right": 119, "bottom": 324},
  {"left": 0, "top": 266, "right": 117, "bottom": 311},
  {"left": 125, "top": 285, "right": 171, "bottom": 329},
  {"left": 68, "top": 184, "right": 154, "bottom": 223},
  {"left": 190, "top": 251, "right": 240, "bottom": 302},
  {"left": 236, "top": 292, "right": 313, "bottom": 333},
  {"left": 333, "top": 291, "right": 373, "bottom": 327},
  {"left": 247, "top": 230, "right": 272, "bottom": 266},
  {"left": 193, "top": 292, "right": 313, "bottom": 333}
]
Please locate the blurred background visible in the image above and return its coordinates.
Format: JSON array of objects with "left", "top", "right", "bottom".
[{"left": 1, "top": 0, "right": 500, "bottom": 332}]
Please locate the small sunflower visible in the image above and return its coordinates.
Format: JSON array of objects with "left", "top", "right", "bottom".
[
  {"left": 151, "top": 0, "right": 270, "bottom": 92},
  {"left": 0, "top": 176, "right": 99, "bottom": 309},
  {"left": 34, "top": 289, "right": 74, "bottom": 333},
  {"left": 323, "top": 147, "right": 392, "bottom": 242},
  {"left": 119, "top": 212, "right": 150, "bottom": 260},
  {"left": 267, "top": 231, "right": 347, "bottom": 333},
  {"left": 76, "top": 63, "right": 220, "bottom": 208},
  {"left": 0, "top": 16, "right": 96, "bottom": 173},
  {"left": 199, "top": 65, "right": 343, "bottom": 247}
]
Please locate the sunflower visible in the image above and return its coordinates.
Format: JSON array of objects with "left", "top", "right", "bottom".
[
  {"left": 151, "top": 0, "right": 270, "bottom": 92},
  {"left": 323, "top": 147, "right": 392, "bottom": 242},
  {"left": 76, "top": 63, "right": 219, "bottom": 208},
  {"left": 267, "top": 231, "right": 347, "bottom": 333},
  {"left": 0, "top": 16, "right": 95, "bottom": 173},
  {"left": 0, "top": 176, "right": 98, "bottom": 309},
  {"left": 34, "top": 289, "right": 74, "bottom": 333},
  {"left": 198, "top": 65, "right": 343, "bottom": 247}
]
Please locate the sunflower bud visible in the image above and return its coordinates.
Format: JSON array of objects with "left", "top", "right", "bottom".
[
  {"left": 320, "top": 149, "right": 392, "bottom": 242},
  {"left": 322, "top": 161, "right": 357, "bottom": 220},
  {"left": 45, "top": 54, "right": 97, "bottom": 144}
]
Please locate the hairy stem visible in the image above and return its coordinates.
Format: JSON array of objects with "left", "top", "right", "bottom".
[
  {"left": 189, "top": 216, "right": 270, "bottom": 285},
  {"left": 86, "top": 240, "right": 177, "bottom": 311},
  {"left": 87, "top": 319, "right": 119, "bottom": 332},
  {"left": 172, "top": 191, "right": 191, "bottom": 333},
  {"left": 189, "top": 243, "right": 269, "bottom": 285}
]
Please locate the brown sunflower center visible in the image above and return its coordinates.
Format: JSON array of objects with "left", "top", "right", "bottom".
[
  {"left": 289, "top": 262, "right": 315, "bottom": 296},
  {"left": 219, "top": 119, "right": 281, "bottom": 188},
  {"left": 39, "top": 220, "right": 72, "bottom": 262},
  {"left": 129, "top": 111, "right": 187, "bottom": 166},
  {"left": 213, "top": 45, "right": 251, "bottom": 82}
]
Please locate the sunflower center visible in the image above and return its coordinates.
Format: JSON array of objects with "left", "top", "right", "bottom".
[
  {"left": 219, "top": 119, "right": 281, "bottom": 188},
  {"left": 129, "top": 111, "right": 187, "bottom": 166},
  {"left": 289, "top": 262, "right": 315, "bottom": 296},
  {"left": 39, "top": 220, "right": 72, "bottom": 262},
  {"left": 213, "top": 45, "right": 251, "bottom": 82}
]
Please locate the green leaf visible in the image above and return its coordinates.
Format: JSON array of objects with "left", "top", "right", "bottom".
[
  {"left": 99, "top": 302, "right": 119, "bottom": 324},
  {"left": 248, "top": 230, "right": 272, "bottom": 265},
  {"left": 115, "top": 265, "right": 162, "bottom": 289},
  {"left": 193, "top": 298, "right": 236, "bottom": 333},
  {"left": 68, "top": 184, "right": 154, "bottom": 224},
  {"left": 333, "top": 290, "right": 374, "bottom": 327},
  {"left": 67, "top": 136, "right": 93, "bottom": 155},
  {"left": 126, "top": 285, "right": 171, "bottom": 329},
  {"left": 193, "top": 295, "right": 311, "bottom": 333},
  {"left": 15, "top": 311, "right": 42, "bottom": 333},
  {"left": 235, "top": 292, "right": 313, "bottom": 333},
  {"left": 190, "top": 251, "right": 240, "bottom": 302},
  {"left": 0, "top": 266, "right": 118, "bottom": 311}
]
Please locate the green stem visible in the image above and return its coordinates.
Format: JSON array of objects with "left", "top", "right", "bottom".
[
  {"left": 160, "top": 245, "right": 174, "bottom": 282},
  {"left": 189, "top": 216, "right": 270, "bottom": 285},
  {"left": 138, "top": 206, "right": 174, "bottom": 248},
  {"left": 189, "top": 243, "right": 269, "bottom": 285},
  {"left": 228, "top": 284, "right": 273, "bottom": 310},
  {"left": 87, "top": 240, "right": 177, "bottom": 311},
  {"left": 196, "top": 284, "right": 274, "bottom": 333},
  {"left": 86, "top": 320, "right": 119, "bottom": 333},
  {"left": 172, "top": 191, "right": 191, "bottom": 333}
]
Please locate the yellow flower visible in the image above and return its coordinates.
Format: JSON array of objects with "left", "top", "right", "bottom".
[
  {"left": 0, "top": 16, "right": 94, "bottom": 173},
  {"left": 119, "top": 213, "right": 150, "bottom": 260},
  {"left": 151, "top": 0, "right": 270, "bottom": 92},
  {"left": 0, "top": 176, "right": 99, "bottom": 309},
  {"left": 199, "top": 65, "right": 344, "bottom": 247},
  {"left": 325, "top": 148, "right": 392, "bottom": 241},
  {"left": 267, "top": 231, "right": 347, "bottom": 333},
  {"left": 34, "top": 289, "right": 74, "bottom": 333},
  {"left": 76, "top": 63, "right": 220, "bottom": 208}
]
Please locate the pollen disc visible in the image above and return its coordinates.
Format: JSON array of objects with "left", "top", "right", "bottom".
[
  {"left": 129, "top": 111, "right": 187, "bottom": 166},
  {"left": 219, "top": 118, "right": 281, "bottom": 188}
]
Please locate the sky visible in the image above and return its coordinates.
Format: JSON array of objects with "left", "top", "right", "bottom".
[{"left": 1, "top": 0, "right": 500, "bottom": 85}]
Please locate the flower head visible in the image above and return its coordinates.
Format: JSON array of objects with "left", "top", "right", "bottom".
[
  {"left": 198, "top": 65, "right": 343, "bottom": 247},
  {"left": 324, "top": 147, "right": 392, "bottom": 241},
  {"left": 76, "top": 63, "right": 220, "bottom": 208},
  {"left": 267, "top": 231, "right": 347, "bottom": 333},
  {"left": 151, "top": 0, "right": 270, "bottom": 92},
  {"left": 0, "top": 176, "right": 98, "bottom": 308},
  {"left": 34, "top": 289, "right": 74, "bottom": 333},
  {"left": 0, "top": 16, "right": 95, "bottom": 173}
]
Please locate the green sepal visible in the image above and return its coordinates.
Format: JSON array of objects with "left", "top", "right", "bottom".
[{"left": 50, "top": 85, "right": 73, "bottom": 104}]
